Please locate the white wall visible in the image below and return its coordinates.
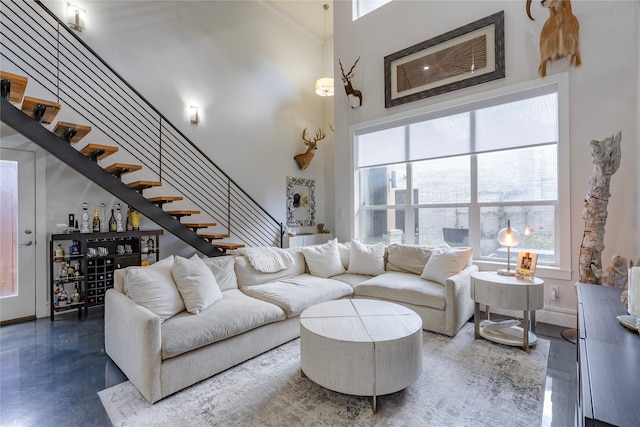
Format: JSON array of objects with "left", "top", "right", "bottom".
[{"left": 333, "top": 1, "right": 639, "bottom": 326}]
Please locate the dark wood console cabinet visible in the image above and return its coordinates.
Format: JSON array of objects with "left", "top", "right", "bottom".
[{"left": 577, "top": 283, "right": 640, "bottom": 427}]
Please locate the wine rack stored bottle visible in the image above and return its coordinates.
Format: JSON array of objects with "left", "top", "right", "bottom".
[{"left": 49, "top": 229, "right": 163, "bottom": 320}]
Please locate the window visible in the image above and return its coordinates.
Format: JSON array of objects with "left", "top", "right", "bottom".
[
  {"left": 354, "top": 76, "right": 570, "bottom": 276},
  {"left": 353, "top": 0, "right": 392, "bottom": 20}
]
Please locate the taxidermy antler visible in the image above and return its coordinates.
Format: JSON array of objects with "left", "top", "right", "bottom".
[
  {"left": 339, "top": 57, "right": 363, "bottom": 108},
  {"left": 294, "top": 127, "right": 325, "bottom": 170},
  {"left": 578, "top": 131, "right": 622, "bottom": 284},
  {"left": 526, "top": 0, "right": 581, "bottom": 78}
]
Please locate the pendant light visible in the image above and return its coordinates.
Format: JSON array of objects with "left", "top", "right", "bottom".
[{"left": 315, "top": 4, "right": 334, "bottom": 97}]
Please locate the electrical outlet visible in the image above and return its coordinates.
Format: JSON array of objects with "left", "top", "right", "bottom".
[{"left": 551, "top": 287, "right": 559, "bottom": 301}]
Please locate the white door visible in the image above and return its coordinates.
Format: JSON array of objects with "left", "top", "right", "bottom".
[{"left": 0, "top": 148, "right": 36, "bottom": 323}]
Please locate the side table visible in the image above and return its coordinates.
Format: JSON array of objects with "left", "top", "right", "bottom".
[{"left": 470, "top": 271, "right": 544, "bottom": 352}]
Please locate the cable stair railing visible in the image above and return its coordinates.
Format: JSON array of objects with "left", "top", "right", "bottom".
[{"left": 0, "top": 0, "right": 284, "bottom": 254}]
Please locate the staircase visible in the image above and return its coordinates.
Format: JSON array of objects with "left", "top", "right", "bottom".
[{"left": 0, "top": 0, "right": 283, "bottom": 254}]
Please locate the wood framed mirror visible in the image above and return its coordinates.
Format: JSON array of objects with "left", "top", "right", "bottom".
[{"left": 286, "top": 177, "right": 315, "bottom": 227}]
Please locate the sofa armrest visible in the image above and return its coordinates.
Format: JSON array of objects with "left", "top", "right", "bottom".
[
  {"left": 105, "top": 289, "right": 162, "bottom": 403},
  {"left": 443, "top": 264, "right": 479, "bottom": 336}
]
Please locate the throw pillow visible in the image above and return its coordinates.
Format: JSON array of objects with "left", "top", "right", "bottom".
[
  {"left": 337, "top": 241, "right": 351, "bottom": 270},
  {"left": 421, "top": 247, "right": 474, "bottom": 285},
  {"left": 172, "top": 255, "right": 223, "bottom": 314},
  {"left": 301, "top": 238, "right": 345, "bottom": 278},
  {"left": 347, "top": 240, "right": 385, "bottom": 276},
  {"left": 386, "top": 243, "right": 435, "bottom": 275},
  {"left": 126, "top": 255, "right": 185, "bottom": 321}
]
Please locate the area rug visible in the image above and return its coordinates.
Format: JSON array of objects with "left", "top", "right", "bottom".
[{"left": 99, "top": 323, "right": 549, "bottom": 427}]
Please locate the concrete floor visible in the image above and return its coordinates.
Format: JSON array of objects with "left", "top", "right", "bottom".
[{"left": 0, "top": 308, "right": 576, "bottom": 426}]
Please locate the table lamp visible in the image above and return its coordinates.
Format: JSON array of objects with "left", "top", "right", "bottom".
[{"left": 497, "top": 220, "right": 521, "bottom": 276}]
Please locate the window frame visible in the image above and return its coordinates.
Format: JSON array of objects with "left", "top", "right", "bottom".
[{"left": 350, "top": 74, "right": 571, "bottom": 280}]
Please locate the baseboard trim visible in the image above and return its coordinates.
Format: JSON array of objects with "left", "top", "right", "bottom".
[{"left": 1, "top": 315, "right": 37, "bottom": 326}]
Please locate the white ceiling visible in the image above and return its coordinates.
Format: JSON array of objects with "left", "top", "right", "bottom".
[{"left": 266, "top": 0, "right": 333, "bottom": 39}]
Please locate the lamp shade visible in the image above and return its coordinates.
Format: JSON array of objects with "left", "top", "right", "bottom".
[
  {"left": 497, "top": 222, "right": 521, "bottom": 247},
  {"left": 315, "top": 78, "right": 334, "bottom": 96}
]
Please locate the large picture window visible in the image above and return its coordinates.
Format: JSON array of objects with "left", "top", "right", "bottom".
[{"left": 354, "top": 78, "right": 569, "bottom": 275}]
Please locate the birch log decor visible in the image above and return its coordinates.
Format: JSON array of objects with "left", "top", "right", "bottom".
[{"left": 578, "top": 131, "right": 622, "bottom": 284}]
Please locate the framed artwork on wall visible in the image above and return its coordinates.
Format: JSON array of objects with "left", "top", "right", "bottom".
[{"left": 384, "top": 11, "right": 505, "bottom": 108}]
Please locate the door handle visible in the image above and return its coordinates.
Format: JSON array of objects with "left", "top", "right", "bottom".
[{"left": 18, "top": 240, "right": 33, "bottom": 246}]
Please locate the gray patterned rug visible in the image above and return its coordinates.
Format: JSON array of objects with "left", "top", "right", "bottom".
[{"left": 99, "top": 323, "right": 549, "bottom": 427}]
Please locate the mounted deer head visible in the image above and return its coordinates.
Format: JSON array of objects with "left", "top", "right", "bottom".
[
  {"left": 294, "top": 127, "right": 325, "bottom": 170},
  {"left": 339, "top": 57, "right": 363, "bottom": 108}
]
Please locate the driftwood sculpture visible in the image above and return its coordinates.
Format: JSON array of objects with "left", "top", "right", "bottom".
[
  {"left": 293, "top": 127, "right": 325, "bottom": 170},
  {"left": 526, "top": 0, "right": 581, "bottom": 78},
  {"left": 578, "top": 131, "right": 622, "bottom": 284},
  {"left": 339, "top": 57, "right": 363, "bottom": 108}
]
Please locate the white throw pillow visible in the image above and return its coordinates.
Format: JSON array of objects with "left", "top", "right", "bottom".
[
  {"left": 301, "top": 238, "right": 345, "bottom": 278},
  {"left": 347, "top": 240, "right": 385, "bottom": 276},
  {"left": 172, "top": 255, "right": 223, "bottom": 314},
  {"left": 337, "top": 241, "right": 351, "bottom": 270},
  {"left": 421, "top": 247, "right": 474, "bottom": 285},
  {"left": 126, "top": 255, "right": 185, "bottom": 321}
]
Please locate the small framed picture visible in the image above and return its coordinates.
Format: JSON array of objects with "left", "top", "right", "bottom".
[{"left": 516, "top": 251, "right": 538, "bottom": 281}]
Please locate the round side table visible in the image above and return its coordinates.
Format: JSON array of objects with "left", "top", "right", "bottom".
[{"left": 470, "top": 271, "right": 544, "bottom": 352}]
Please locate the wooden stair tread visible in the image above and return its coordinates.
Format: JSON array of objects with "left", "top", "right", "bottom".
[
  {"left": 80, "top": 143, "right": 118, "bottom": 161},
  {"left": 53, "top": 121, "right": 91, "bottom": 143},
  {"left": 0, "top": 71, "right": 28, "bottom": 103},
  {"left": 147, "top": 196, "right": 183, "bottom": 203},
  {"left": 214, "top": 242, "right": 245, "bottom": 250},
  {"left": 21, "top": 96, "right": 61, "bottom": 124},
  {"left": 199, "top": 233, "right": 229, "bottom": 240},
  {"left": 166, "top": 210, "right": 200, "bottom": 215},
  {"left": 183, "top": 223, "right": 216, "bottom": 228},
  {"left": 104, "top": 163, "right": 143, "bottom": 175},
  {"left": 128, "top": 180, "right": 162, "bottom": 190}
]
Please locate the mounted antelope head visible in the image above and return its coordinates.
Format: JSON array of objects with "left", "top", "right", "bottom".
[
  {"left": 339, "top": 57, "right": 363, "bottom": 108},
  {"left": 294, "top": 127, "right": 325, "bottom": 170}
]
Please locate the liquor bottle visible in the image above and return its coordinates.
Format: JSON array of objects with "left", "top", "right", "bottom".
[
  {"left": 54, "top": 284, "right": 61, "bottom": 304},
  {"left": 99, "top": 202, "right": 107, "bottom": 232},
  {"left": 54, "top": 244, "right": 65, "bottom": 262},
  {"left": 131, "top": 208, "right": 141, "bottom": 231},
  {"left": 79, "top": 203, "right": 90, "bottom": 233},
  {"left": 92, "top": 208, "right": 100, "bottom": 232},
  {"left": 71, "top": 284, "right": 80, "bottom": 304},
  {"left": 109, "top": 209, "right": 117, "bottom": 232},
  {"left": 115, "top": 203, "right": 124, "bottom": 232},
  {"left": 147, "top": 237, "right": 155, "bottom": 252},
  {"left": 126, "top": 206, "right": 133, "bottom": 231},
  {"left": 141, "top": 237, "right": 148, "bottom": 254}
]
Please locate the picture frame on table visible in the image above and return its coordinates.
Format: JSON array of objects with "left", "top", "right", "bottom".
[
  {"left": 516, "top": 251, "right": 538, "bottom": 281},
  {"left": 384, "top": 11, "right": 505, "bottom": 108}
]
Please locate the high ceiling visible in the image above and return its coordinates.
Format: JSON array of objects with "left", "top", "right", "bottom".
[{"left": 266, "top": 1, "right": 333, "bottom": 40}]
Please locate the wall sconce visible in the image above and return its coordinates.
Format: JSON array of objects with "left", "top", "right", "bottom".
[
  {"left": 67, "top": 3, "right": 86, "bottom": 32},
  {"left": 497, "top": 219, "right": 521, "bottom": 276},
  {"left": 190, "top": 106, "right": 200, "bottom": 124}
]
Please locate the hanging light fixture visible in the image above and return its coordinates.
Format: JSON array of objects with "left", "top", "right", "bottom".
[
  {"left": 315, "top": 4, "right": 334, "bottom": 97},
  {"left": 67, "top": 3, "right": 86, "bottom": 32}
]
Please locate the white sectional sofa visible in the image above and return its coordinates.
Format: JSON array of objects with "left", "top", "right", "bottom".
[{"left": 105, "top": 240, "right": 477, "bottom": 403}]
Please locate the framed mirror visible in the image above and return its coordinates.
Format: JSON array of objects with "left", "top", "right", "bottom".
[{"left": 286, "top": 176, "right": 315, "bottom": 227}]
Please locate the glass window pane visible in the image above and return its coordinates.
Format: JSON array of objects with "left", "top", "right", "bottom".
[
  {"left": 477, "top": 145, "right": 557, "bottom": 203},
  {"left": 357, "top": 127, "right": 405, "bottom": 167},
  {"left": 360, "top": 165, "right": 406, "bottom": 206},
  {"left": 413, "top": 156, "right": 470, "bottom": 204},
  {"left": 479, "top": 205, "right": 555, "bottom": 263},
  {"left": 354, "top": 0, "right": 392, "bottom": 20},
  {"left": 416, "top": 207, "right": 469, "bottom": 246},
  {"left": 408, "top": 113, "right": 470, "bottom": 161},
  {"left": 358, "top": 208, "right": 406, "bottom": 244},
  {"left": 0, "top": 160, "right": 18, "bottom": 298},
  {"left": 476, "top": 93, "right": 558, "bottom": 152}
]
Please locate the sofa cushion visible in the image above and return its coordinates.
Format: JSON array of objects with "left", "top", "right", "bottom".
[
  {"left": 354, "top": 271, "right": 446, "bottom": 310},
  {"left": 331, "top": 273, "right": 372, "bottom": 289},
  {"left": 172, "top": 255, "right": 223, "bottom": 314},
  {"left": 240, "top": 274, "right": 353, "bottom": 316},
  {"left": 234, "top": 249, "right": 306, "bottom": 286},
  {"left": 115, "top": 255, "right": 174, "bottom": 296},
  {"left": 386, "top": 244, "right": 436, "bottom": 275},
  {"left": 347, "top": 240, "right": 385, "bottom": 275},
  {"left": 201, "top": 255, "right": 238, "bottom": 291},
  {"left": 126, "top": 256, "right": 185, "bottom": 321},
  {"left": 421, "top": 247, "right": 474, "bottom": 285},
  {"left": 161, "top": 289, "right": 286, "bottom": 359},
  {"left": 301, "top": 239, "right": 345, "bottom": 278}
]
